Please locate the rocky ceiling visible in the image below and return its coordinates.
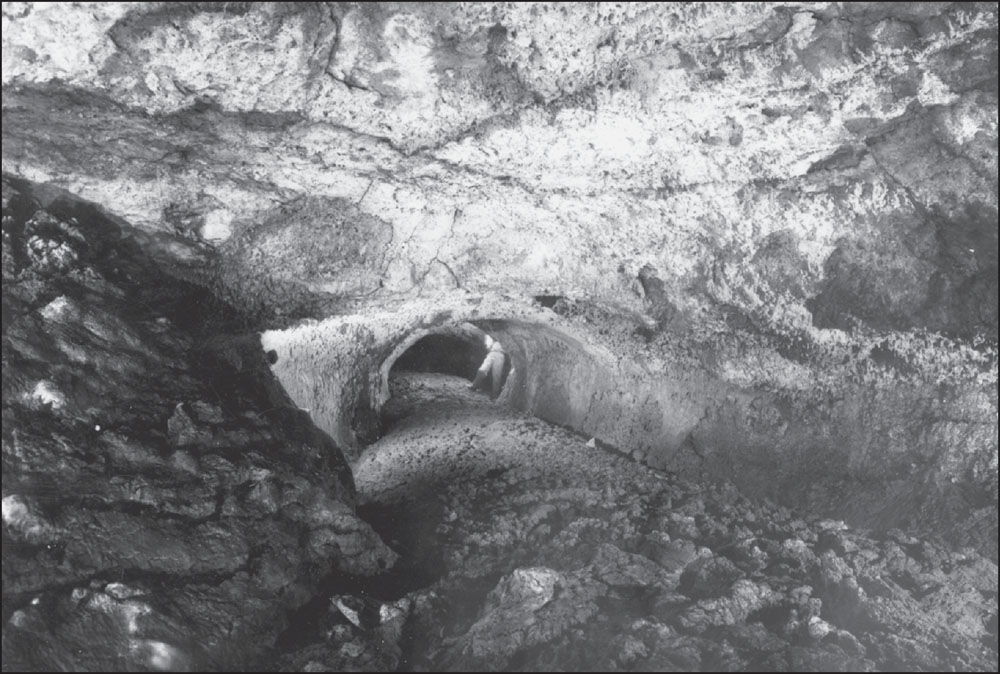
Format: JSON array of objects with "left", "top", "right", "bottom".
[
  {"left": 3, "top": 1, "right": 996, "bottom": 334},
  {"left": 2, "top": 1, "right": 998, "bottom": 670}
]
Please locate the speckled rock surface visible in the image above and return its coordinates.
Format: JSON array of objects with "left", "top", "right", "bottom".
[
  {"left": 349, "top": 373, "right": 997, "bottom": 671},
  {"left": 2, "top": 2, "right": 995, "bottom": 333},
  {"left": 1, "top": 178, "right": 395, "bottom": 670}
]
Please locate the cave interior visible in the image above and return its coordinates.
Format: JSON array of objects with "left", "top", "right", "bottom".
[{"left": 2, "top": 1, "right": 998, "bottom": 672}]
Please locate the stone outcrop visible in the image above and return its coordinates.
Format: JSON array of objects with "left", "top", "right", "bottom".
[{"left": 1, "top": 179, "right": 394, "bottom": 670}]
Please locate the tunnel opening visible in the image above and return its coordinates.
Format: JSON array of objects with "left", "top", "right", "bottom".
[
  {"left": 266, "top": 306, "right": 997, "bottom": 565},
  {"left": 326, "top": 322, "right": 535, "bottom": 638},
  {"left": 533, "top": 294, "right": 565, "bottom": 309},
  {"left": 257, "top": 305, "right": 998, "bottom": 671},
  {"left": 390, "top": 332, "right": 486, "bottom": 378},
  {"left": 381, "top": 324, "right": 514, "bottom": 432}
]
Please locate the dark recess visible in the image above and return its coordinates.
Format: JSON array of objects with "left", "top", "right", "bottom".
[
  {"left": 534, "top": 294, "right": 565, "bottom": 309},
  {"left": 391, "top": 334, "right": 486, "bottom": 379}
]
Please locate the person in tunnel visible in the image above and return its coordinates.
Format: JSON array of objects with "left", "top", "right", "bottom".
[{"left": 467, "top": 334, "right": 507, "bottom": 400}]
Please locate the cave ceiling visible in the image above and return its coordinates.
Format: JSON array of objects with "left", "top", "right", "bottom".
[{"left": 2, "top": 1, "right": 996, "bottom": 339}]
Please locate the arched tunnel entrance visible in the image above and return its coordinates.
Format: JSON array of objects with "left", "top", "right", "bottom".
[
  {"left": 390, "top": 331, "right": 486, "bottom": 378},
  {"left": 374, "top": 316, "right": 669, "bottom": 462},
  {"left": 380, "top": 322, "right": 514, "bottom": 432},
  {"left": 260, "top": 306, "right": 997, "bottom": 671},
  {"left": 263, "top": 307, "right": 997, "bottom": 560}
]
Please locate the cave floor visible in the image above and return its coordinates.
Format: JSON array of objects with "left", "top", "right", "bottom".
[
  {"left": 338, "top": 371, "right": 996, "bottom": 672},
  {"left": 355, "top": 371, "right": 656, "bottom": 509},
  {"left": 352, "top": 370, "right": 693, "bottom": 668}
]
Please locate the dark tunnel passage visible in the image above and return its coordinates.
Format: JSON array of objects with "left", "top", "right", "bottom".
[
  {"left": 267, "top": 311, "right": 998, "bottom": 561},
  {"left": 260, "top": 306, "right": 998, "bottom": 671},
  {"left": 371, "top": 319, "right": 619, "bottom": 449},
  {"left": 383, "top": 325, "right": 514, "bottom": 430},
  {"left": 390, "top": 333, "right": 487, "bottom": 379}
]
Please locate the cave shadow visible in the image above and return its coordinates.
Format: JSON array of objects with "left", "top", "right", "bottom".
[
  {"left": 392, "top": 332, "right": 487, "bottom": 379},
  {"left": 381, "top": 327, "right": 513, "bottom": 431}
]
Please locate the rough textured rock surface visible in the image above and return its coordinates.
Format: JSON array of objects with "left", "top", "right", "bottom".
[
  {"left": 2, "top": 1, "right": 998, "bottom": 671},
  {"left": 260, "top": 294, "right": 997, "bottom": 561},
  {"left": 8, "top": 0, "right": 991, "bottom": 554},
  {"left": 349, "top": 373, "right": 997, "bottom": 672},
  {"left": 1, "top": 179, "right": 395, "bottom": 670},
  {"left": 3, "top": 2, "right": 996, "bottom": 332}
]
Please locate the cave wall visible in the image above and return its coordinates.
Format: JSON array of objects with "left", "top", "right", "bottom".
[
  {"left": 1, "top": 178, "right": 397, "bottom": 670},
  {"left": 259, "top": 296, "right": 996, "bottom": 558},
  {"left": 478, "top": 314, "right": 998, "bottom": 555}
]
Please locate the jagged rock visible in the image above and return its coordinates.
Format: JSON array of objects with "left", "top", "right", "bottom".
[
  {"left": 441, "top": 566, "right": 601, "bottom": 669},
  {"left": 166, "top": 402, "right": 212, "bottom": 447},
  {"left": 641, "top": 535, "right": 700, "bottom": 573},
  {"left": 677, "top": 579, "right": 782, "bottom": 633},
  {"left": 591, "top": 542, "right": 678, "bottom": 590},
  {"left": 1, "top": 182, "right": 385, "bottom": 670},
  {"left": 679, "top": 554, "right": 747, "bottom": 599}
]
